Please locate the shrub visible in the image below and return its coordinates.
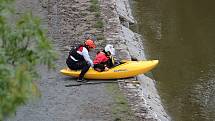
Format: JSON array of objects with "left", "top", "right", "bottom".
[{"left": 0, "top": 0, "right": 56, "bottom": 120}]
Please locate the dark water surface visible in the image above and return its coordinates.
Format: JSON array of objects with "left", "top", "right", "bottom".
[{"left": 132, "top": 0, "right": 215, "bottom": 121}]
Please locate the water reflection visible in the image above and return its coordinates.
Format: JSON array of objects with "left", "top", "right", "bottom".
[{"left": 132, "top": 0, "right": 215, "bottom": 120}]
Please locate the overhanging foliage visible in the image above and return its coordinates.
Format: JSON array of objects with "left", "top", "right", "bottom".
[{"left": 0, "top": 0, "right": 57, "bottom": 120}]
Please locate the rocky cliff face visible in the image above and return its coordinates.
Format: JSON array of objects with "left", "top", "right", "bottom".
[{"left": 100, "top": 0, "right": 170, "bottom": 120}]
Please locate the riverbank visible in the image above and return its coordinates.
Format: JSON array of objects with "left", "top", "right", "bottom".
[
  {"left": 6, "top": 0, "right": 170, "bottom": 120},
  {"left": 6, "top": 0, "right": 126, "bottom": 121},
  {"left": 100, "top": 0, "right": 170, "bottom": 120}
]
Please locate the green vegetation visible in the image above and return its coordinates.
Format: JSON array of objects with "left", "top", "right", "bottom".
[
  {"left": 106, "top": 84, "right": 137, "bottom": 121},
  {"left": 89, "top": 0, "right": 103, "bottom": 29},
  {"left": 89, "top": 0, "right": 104, "bottom": 41},
  {"left": 95, "top": 12, "right": 100, "bottom": 18},
  {"left": 90, "top": 0, "right": 99, "bottom": 12},
  {"left": 0, "top": 0, "right": 56, "bottom": 120},
  {"left": 94, "top": 20, "right": 103, "bottom": 28},
  {"left": 90, "top": 0, "right": 98, "bottom": 5},
  {"left": 89, "top": 3, "right": 99, "bottom": 12}
]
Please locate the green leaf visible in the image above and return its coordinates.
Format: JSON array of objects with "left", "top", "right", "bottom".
[{"left": 0, "top": 0, "right": 57, "bottom": 120}]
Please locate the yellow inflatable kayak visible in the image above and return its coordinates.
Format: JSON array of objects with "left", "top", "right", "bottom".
[{"left": 60, "top": 60, "right": 159, "bottom": 79}]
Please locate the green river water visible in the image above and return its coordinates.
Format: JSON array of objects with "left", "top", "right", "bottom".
[{"left": 132, "top": 0, "right": 215, "bottom": 121}]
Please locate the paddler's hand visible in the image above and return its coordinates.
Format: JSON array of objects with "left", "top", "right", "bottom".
[{"left": 104, "top": 67, "right": 109, "bottom": 71}]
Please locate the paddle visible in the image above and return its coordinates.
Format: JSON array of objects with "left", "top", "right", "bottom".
[{"left": 65, "top": 80, "right": 118, "bottom": 87}]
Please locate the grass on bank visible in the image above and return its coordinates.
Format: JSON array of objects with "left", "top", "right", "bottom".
[
  {"left": 90, "top": 0, "right": 98, "bottom": 4},
  {"left": 95, "top": 12, "right": 100, "bottom": 18},
  {"left": 89, "top": 0, "right": 104, "bottom": 30},
  {"left": 106, "top": 84, "right": 137, "bottom": 121},
  {"left": 89, "top": 0, "right": 99, "bottom": 12},
  {"left": 94, "top": 20, "right": 103, "bottom": 28},
  {"left": 89, "top": 0, "right": 104, "bottom": 37}
]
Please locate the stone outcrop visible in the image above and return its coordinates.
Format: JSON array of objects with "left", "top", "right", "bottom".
[{"left": 100, "top": 0, "right": 171, "bottom": 120}]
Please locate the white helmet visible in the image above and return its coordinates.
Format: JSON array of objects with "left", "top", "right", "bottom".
[{"left": 105, "top": 44, "right": 115, "bottom": 56}]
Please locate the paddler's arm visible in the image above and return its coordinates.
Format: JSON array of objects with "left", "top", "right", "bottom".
[{"left": 82, "top": 47, "right": 94, "bottom": 67}]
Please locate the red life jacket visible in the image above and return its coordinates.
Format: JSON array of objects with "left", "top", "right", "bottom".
[{"left": 93, "top": 52, "right": 109, "bottom": 64}]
